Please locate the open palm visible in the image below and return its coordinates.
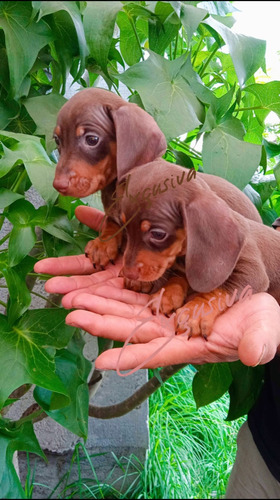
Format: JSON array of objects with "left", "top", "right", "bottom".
[{"left": 34, "top": 205, "right": 280, "bottom": 372}]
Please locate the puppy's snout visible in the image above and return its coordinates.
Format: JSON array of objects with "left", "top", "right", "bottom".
[
  {"left": 53, "top": 177, "right": 69, "bottom": 193},
  {"left": 123, "top": 266, "right": 140, "bottom": 281}
]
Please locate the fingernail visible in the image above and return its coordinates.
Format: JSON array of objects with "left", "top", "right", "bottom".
[{"left": 253, "top": 344, "right": 267, "bottom": 367}]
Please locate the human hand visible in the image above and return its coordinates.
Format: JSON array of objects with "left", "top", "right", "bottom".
[
  {"left": 34, "top": 205, "right": 123, "bottom": 296},
  {"left": 64, "top": 287, "right": 280, "bottom": 372},
  {"left": 35, "top": 206, "right": 280, "bottom": 373}
]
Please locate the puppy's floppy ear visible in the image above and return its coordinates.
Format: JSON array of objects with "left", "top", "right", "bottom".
[
  {"left": 110, "top": 103, "right": 167, "bottom": 178},
  {"left": 182, "top": 190, "right": 245, "bottom": 293}
]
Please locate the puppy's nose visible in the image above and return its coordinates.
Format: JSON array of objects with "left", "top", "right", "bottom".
[
  {"left": 123, "top": 267, "right": 140, "bottom": 280},
  {"left": 53, "top": 177, "right": 69, "bottom": 193}
]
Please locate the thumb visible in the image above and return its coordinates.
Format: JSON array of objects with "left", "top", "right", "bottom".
[
  {"left": 75, "top": 205, "right": 105, "bottom": 231},
  {"left": 238, "top": 323, "right": 279, "bottom": 367}
]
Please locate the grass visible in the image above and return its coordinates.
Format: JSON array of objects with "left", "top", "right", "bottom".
[
  {"left": 27, "top": 365, "right": 245, "bottom": 499},
  {"left": 142, "top": 365, "right": 245, "bottom": 499}
]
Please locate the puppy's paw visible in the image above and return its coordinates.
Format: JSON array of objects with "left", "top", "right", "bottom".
[
  {"left": 175, "top": 291, "right": 228, "bottom": 339},
  {"left": 85, "top": 236, "right": 119, "bottom": 270},
  {"left": 123, "top": 277, "right": 153, "bottom": 293},
  {"left": 150, "top": 282, "right": 186, "bottom": 316}
]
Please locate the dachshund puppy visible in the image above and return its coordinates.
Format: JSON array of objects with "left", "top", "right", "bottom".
[
  {"left": 52, "top": 87, "right": 263, "bottom": 304},
  {"left": 52, "top": 87, "right": 166, "bottom": 270},
  {"left": 116, "top": 160, "right": 280, "bottom": 338}
]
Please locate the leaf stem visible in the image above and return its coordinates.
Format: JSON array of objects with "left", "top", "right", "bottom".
[
  {"left": 0, "top": 232, "right": 10, "bottom": 246},
  {"left": 11, "top": 169, "right": 27, "bottom": 193},
  {"left": 236, "top": 105, "right": 265, "bottom": 112},
  {"left": 173, "top": 32, "right": 179, "bottom": 60},
  {"left": 192, "top": 36, "right": 204, "bottom": 66},
  {"left": 127, "top": 15, "right": 144, "bottom": 61},
  {"left": 30, "top": 290, "right": 61, "bottom": 307},
  {"left": 170, "top": 139, "right": 202, "bottom": 160},
  {"left": 199, "top": 45, "right": 219, "bottom": 78}
]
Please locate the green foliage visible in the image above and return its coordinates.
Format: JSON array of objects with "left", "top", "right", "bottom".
[{"left": 0, "top": 1, "right": 280, "bottom": 495}]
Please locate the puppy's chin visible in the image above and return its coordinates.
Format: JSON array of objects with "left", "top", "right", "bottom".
[{"left": 138, "top": 268, "right": 168, "bottom": 283}]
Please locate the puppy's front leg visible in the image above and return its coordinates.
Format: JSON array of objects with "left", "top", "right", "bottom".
[{"left": 85, "top": 219, "right": 122, "bottom": 270}]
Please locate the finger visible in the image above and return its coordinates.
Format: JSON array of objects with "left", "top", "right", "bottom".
[
  {"left": 236, "top": 293, "right": 280, "bottom": 366},
  {"left": 61, "top": 278, "right": 124, "bottom": 308},
  {"left": 238, "top": 317, "right": 280, "bottom": 366},
  {"left": 34, "top": 254, "right": 94, "bottom": 276},
  {"left": 75, "top": 205, "right": 104, "bottom": 230},
  {"left": 95, "top": 336, "right": 210, "bottom": 371},
  {"left": 70, "top": 292, "right": 152, "bottom": 318},
  {"left": 63, "top": 282, "right": 150, "bottom": 308},
  {"left": 44, "top": 262, "right": 122, "bottom": 294},
  {"left": 66, "top": 310, "right": 174, "bottom": 343}
]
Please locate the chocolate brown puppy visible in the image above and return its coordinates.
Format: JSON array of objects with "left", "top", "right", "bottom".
[
  {"left": 52, "top": 88, "right": 262, "bottom": 307},
  {"left": 53, "top": 87, "right": 166, "bottom": 269},
  {"left": 116, "top": 161, "right": 278, "bottom": 338}
]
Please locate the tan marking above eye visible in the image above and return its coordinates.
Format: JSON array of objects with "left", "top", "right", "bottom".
[
  {"left": 76, "top": 126, "right": 85, "bottom": 137},
  {"left": 121, "top": 212, "right": 126, "bottom": 224},
  {"left": 141, "top": 220, "right": 151, "bottom": 232},
  {"left": 54, "top": 126, "right": 61, "bottom": 136}
]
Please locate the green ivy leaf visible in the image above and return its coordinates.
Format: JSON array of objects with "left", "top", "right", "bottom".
[
  {"left": 34, "top": 206, "right": 83, "bottom": 250},
  {"left": 199, "top": 1, "right": 238, "bottom": 16},
  {"left": 6, "top": 105, "right": 36, "bottom": 135},
  {"left": 202, "top": 126, "right": 262, "bottom": 188},
  {"left": 34, "top": 332, "right": 91, "bottom": 438},
  {"left": 117, "top": 51, "right": 204, "bottom": 140},
  {"left": 34, "top": 1, "right": 88, "bottom": 82},
  {"left": 8, "top": 226, "right": 36, "bottom": 267},
  {"left": 0, "top": 417, "right": 45, "bottom": 499},
  {"left": 203, "top": 17, "right": 266, "bottom": 87},
  {"left": 192, "top": 363, "right": 232, "bottom": 408},
  {"left": 171, "top": 2, "right": 207, "bottom": 43},
  {"left": 250, "top": 172, "right": 277, "bottom": 204},
  {"left": 244, "top": 81, "right": 280, "bottom": 124},
  {"left": 219, "top": 117, "right": 245, "bottom": 140},
  {"left": 42, "top": 231, "right": 81, "bottom": 258},
  {"left": 149, "top": 2, "right": 180, "bottom": 55},
  {"left": 3, "top": 256, "right": 36, "bottom": 325},
  {"left": 263, "top": 138, "right": 280, "bottom": 159},
  {"left": 199, "top": 86, "right": 236, "bottom": 133},
  {"left": 24, "top": 94, "right": 67, "bottom": 153},
  {"left": 243, "top": 115, "right": 264, "bottom": 145},
  {"left": 0, "top": 99, "right": 20, "bottom": 129},
  {"left": 16, "top": 141, "right": 57, "bottom": 204},
  {"left": 117, "top": 12, "right": 145, "bottom": 66},
  {"left": 0, "top": 135, "right": 57, "bottom": 203},
  {"left": 226, "top": 361, "right": 264, "bottom": 420},
  {"left": 0, "top": 309, "right": 75, "bottom": 410},
  {"left": 0, "top": 2, "right": 53, "bottom": 98},
  {"left": 0, "top": 188, "right": 23, "bottom": 208},
  {"left": 83, "top": 1, "right": 122, "bottom": 74},
  {"left": 6, "top": 198, "right": 37, "bottom": 226},
  {"left": 259, "top": 203, "right": 279, "bottom": 226},
  {"left": 0, "top": 253, "right": 32, "bottom": 325}
]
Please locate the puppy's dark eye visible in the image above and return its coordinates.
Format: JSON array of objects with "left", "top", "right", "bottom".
[
  {"left": 53, "top": 134, "right": 60, "bottom": 146},
  {"left": 85, "top": 135, "right": 99, "bottom": 146},
  {"left": 150, "top": 229, "right": 167, "bottom": 241}
]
